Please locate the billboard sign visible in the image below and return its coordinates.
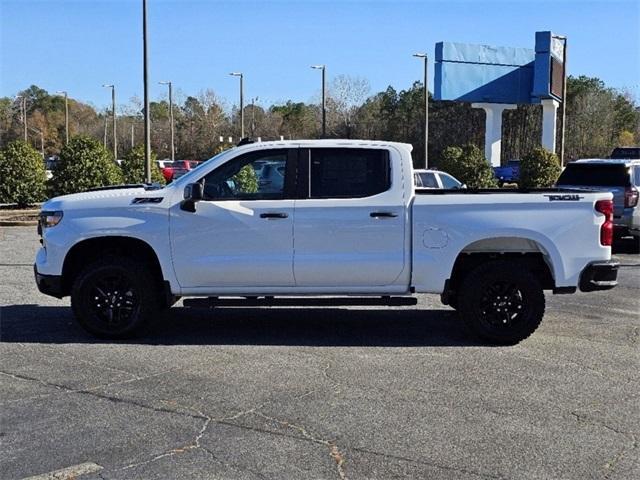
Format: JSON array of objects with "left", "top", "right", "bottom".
[
  {"left": 434, "top": 42, "right": 535, "bottom": 104},
  {"left": 533, "top": 31, "right": 565, "bottom": 101},
  {"left": 434, "top": 31, "right": 565, "bottom": 105}
]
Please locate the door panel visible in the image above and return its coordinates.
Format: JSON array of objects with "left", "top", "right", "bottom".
[
  {"left": 293, "top": 147, "right": 407, "bottom": 287},
  {"left": 170, "top": 200, "right": 294, "bottom": 288},
  {"left": 170, "top": 148, "right": 297, "bottom": 289}
]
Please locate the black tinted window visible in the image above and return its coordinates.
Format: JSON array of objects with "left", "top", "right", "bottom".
[
  {"left": 557, "top": 164, "right": 630, "bottom": 187},
  {"left": 611, "top": 148, "right": 640, "bottom": 159},
  {"left": 310, "top": 148, "right": 390, "bottom": 198},
  {"left": 419, "top": 172, "right": 438, "bottom": 188}
]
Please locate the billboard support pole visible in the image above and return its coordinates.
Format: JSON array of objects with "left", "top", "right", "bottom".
[
  {"left": 559, "top": 37, "right": 567, "bottom": 166},
  {"left": 541, "top": 99, "right": 559, "bottom": 153},
  {"left": 471, "top": 103, "right": 516, "bottom": 167}
]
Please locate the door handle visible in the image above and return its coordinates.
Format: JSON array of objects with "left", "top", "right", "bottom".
[
  {"left": 260, "top": 212, "right": 288, "bottom": 219},
  {"left": 370, "top": 211, "right": 398, "bottom": 218}
]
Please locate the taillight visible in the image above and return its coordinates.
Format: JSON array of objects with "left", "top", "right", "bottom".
[
  {"left": 595, "top": 199, "right": 613, "bottom": 246},
  {"left": 624, "top": 186, "right": 639, "bottom": 208}
]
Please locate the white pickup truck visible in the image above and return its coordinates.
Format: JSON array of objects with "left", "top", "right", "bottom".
[{"left": 34, "top": 140, "right": 619, "bottom": 344}]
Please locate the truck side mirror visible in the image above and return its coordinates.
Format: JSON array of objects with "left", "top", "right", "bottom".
[{"left": 180, "top": 182, "right": 204, "bottom": 212}]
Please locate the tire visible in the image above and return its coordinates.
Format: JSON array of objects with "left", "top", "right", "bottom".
[
  {"left": 458, "top": 260, "right": 545, "bottom": 345},
  {"left": 71, "top": 256, "right": 161, "bottom": 339}
]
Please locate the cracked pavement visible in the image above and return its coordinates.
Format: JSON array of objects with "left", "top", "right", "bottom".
[{"left": 1, "top": 227, "right": 639, "bottom": 479}]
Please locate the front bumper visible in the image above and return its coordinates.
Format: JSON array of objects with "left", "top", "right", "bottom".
[
  {"left": 34, "top": 264, "right": 64, "bottom": 298},
  {"left": 579, "top": 261, "right": 619, "bottom": 292}
]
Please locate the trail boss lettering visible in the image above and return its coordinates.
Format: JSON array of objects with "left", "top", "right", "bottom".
[{"left": 544, "top": 194, "right": 583, "bottom": 201}]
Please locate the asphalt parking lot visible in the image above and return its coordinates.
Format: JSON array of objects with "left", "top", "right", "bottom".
[{"left": 1, "top": 226, "right": 638, "bottom": 480}]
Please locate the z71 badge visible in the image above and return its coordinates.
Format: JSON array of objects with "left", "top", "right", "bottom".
[{"left": 544, "top": 194, "right": 583, "bottom": 201}]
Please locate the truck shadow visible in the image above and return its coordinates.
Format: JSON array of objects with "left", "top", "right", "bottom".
[{"left": 0, "top": 304, "right": 491, "bottom": 347}]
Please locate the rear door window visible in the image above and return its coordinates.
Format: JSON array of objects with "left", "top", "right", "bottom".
[
  {"left": 557, "top": 164, "right": 631, "bottom": 187},
  {"left": 308, "top": 148, "right": 390, "bottom": 198},
  {"left": 439, "top": 173, "right": 462, "bottom": 189},
  {"left": 418, "top": 172, "right": 438, "bottom": 188}
]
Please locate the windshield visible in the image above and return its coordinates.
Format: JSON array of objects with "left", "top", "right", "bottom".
[
  {"left": 171, "top": 149, "right": 236, "bottom": 186},
  {"left": 557, "top": 163, "right": 631, "bottom": 187}
]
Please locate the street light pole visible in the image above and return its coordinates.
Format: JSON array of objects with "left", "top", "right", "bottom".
[
  {"left": 413, "top": 53, "right": 429, "bottom": 169},
  {"left": 311, "top": 65, "right": 326, "bottom": 137},
  {"left": 143, "top": 0, "right": 151, "bottom": 182},
  {"left": 229, "top": 72, "right": 244, "bottom": 138},
  {"left": 159, "top": 81, "right": 175, "bottom": 161},
  {"left": 56, "top": 91, "right": 69, "bottom": 144},
  {"left": 102, "top": 84, "right": 117, "bottom": 159}
]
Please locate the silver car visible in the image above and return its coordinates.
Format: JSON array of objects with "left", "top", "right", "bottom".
[
  {"left": 414, "top": 169, "right": 465, "bottom": 189},
  {"left": 556, "top": 159, "right": 640, "bottom": 245}
]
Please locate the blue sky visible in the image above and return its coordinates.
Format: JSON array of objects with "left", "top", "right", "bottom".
[{"left": 1, "top": 0, "right": 639, "bottom": 111}]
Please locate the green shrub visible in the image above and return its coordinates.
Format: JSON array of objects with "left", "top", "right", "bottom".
[
  {"left": 0, "top": 140, "right": 47, "bottom": 206},
  {"left": 232, "top": 165, "right": 258, "bottom": 193},
  {"left": 49, "top": 136, "right": 123, "bottom": 197},
  {"left": 120, "top": 145, "right": 165, "bottom": 185},
  {"left": 437, "top": 144, "right": 498, "bottom": 188},
  {"left": 519, "top": 147, "right": 561, "bottom": 188}
]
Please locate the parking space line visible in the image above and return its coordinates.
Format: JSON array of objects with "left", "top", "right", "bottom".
[{"left": 21, "top": 462, "right": 103, "bottom": 480}]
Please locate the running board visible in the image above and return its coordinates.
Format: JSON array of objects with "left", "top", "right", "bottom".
[{"left": 183, "top": 296, "right": 417, "bottom": 308}]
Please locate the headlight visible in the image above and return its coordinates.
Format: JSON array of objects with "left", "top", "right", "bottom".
[{"left": 38, "top": 211, "right": 64, "bottom": 234}]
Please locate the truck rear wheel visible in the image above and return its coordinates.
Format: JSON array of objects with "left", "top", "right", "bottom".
[
  {"left": 458, "top": 260, "right": 545, "bottom": 345},
  {"left": 71, "top": 257, "right": 160, "bottom": 339}
]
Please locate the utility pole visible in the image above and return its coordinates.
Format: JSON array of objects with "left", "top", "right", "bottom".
[
  {"left": 413, "top": 53, "right": 429, "bottom": 169},
  {"left": 143, "top": 0, "right": 151, "bottom": 182},
  {"left": 251, "top": 97, "right": 258, "bottom": 136},
  {"left": 102, "top": 84, "right": 117, "bottom": 159},
  {"left": 56, "top": 91, "right": 69, "bottom": 144},
  {"left": 30, "top": 127, "right": 44, "bottom": 157},
  {"left": 159, "top": 81, "right": 175, "bottom": 161},
  {"left": 311, "top": 65, "right": 326, "bottom": 137},
  {"left": 15, "top": 96, "right": 28, "bottom": 142},
  {"left": 103, "top": 115, "right": 108, "bottom": 148},
  {"left": 229, "top": 72, "right": 244, "bottom": 138},
  {"left": 131, "top": 123, "right": 135, "bottom": 148}
]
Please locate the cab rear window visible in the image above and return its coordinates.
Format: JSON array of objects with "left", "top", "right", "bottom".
[{"left": 557, "top": 164, "right": 630, "bottom": 187}]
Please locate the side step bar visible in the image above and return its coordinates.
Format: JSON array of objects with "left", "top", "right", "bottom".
[{"left": 183, "top": 296, "right": 418, "bottom": 308}]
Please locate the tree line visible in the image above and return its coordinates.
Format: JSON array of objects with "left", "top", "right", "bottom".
[{"left": 1, "top": 75, "right": 638, "bottom": 167}]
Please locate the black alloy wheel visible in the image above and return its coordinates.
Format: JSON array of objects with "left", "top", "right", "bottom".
[{"left": 71, "top": 257, "right": 159, "bottom": 338}]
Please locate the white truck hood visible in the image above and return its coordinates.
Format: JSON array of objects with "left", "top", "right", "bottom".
[{"left": 42, "top": 186, "right": 166, "bottom": 211}]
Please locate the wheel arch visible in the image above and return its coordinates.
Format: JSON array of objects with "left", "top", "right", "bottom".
[
  {"left": 61, "top": 235, "right": 166, "bottom": 298},
  {"left": 442, "top": 235, "right": 562, "bottom": 306}
]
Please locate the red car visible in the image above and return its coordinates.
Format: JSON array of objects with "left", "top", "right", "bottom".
[{"left": 161, "top": 160, "right": 200, "bottom": 182}]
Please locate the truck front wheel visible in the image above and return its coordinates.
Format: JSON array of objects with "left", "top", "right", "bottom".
[
  {"left": 458, "top": 260, "right": 545, "bottom": 345},
  {"left": 71, "top": 257, "right": 160, "bottom": 339}
]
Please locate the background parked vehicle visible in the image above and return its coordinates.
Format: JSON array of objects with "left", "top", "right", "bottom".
[
  {"left": 414, "top": 169, "right": 465, "bottom": 189},
  {"left": 161, "top": 160, "right": 200, "bottom": 182},
  {"left": 556, "top": 159, "right": 640, "bottom": 247},
  {"left": 44, "top": 155, "right": 58, "bottom": 180},
  {"left": 493, "top": 159, "right": 520, "bottom": 186},
  {"left": 610, "top": 147, "right": 640, "bottom": 159},
  {"left": 255, "top": 160, "right": 286, "bottom": 194}
]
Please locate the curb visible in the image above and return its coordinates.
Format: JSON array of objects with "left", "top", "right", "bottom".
[{"left": 0, "top": 220, "right": 38, "bottom": 227}]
